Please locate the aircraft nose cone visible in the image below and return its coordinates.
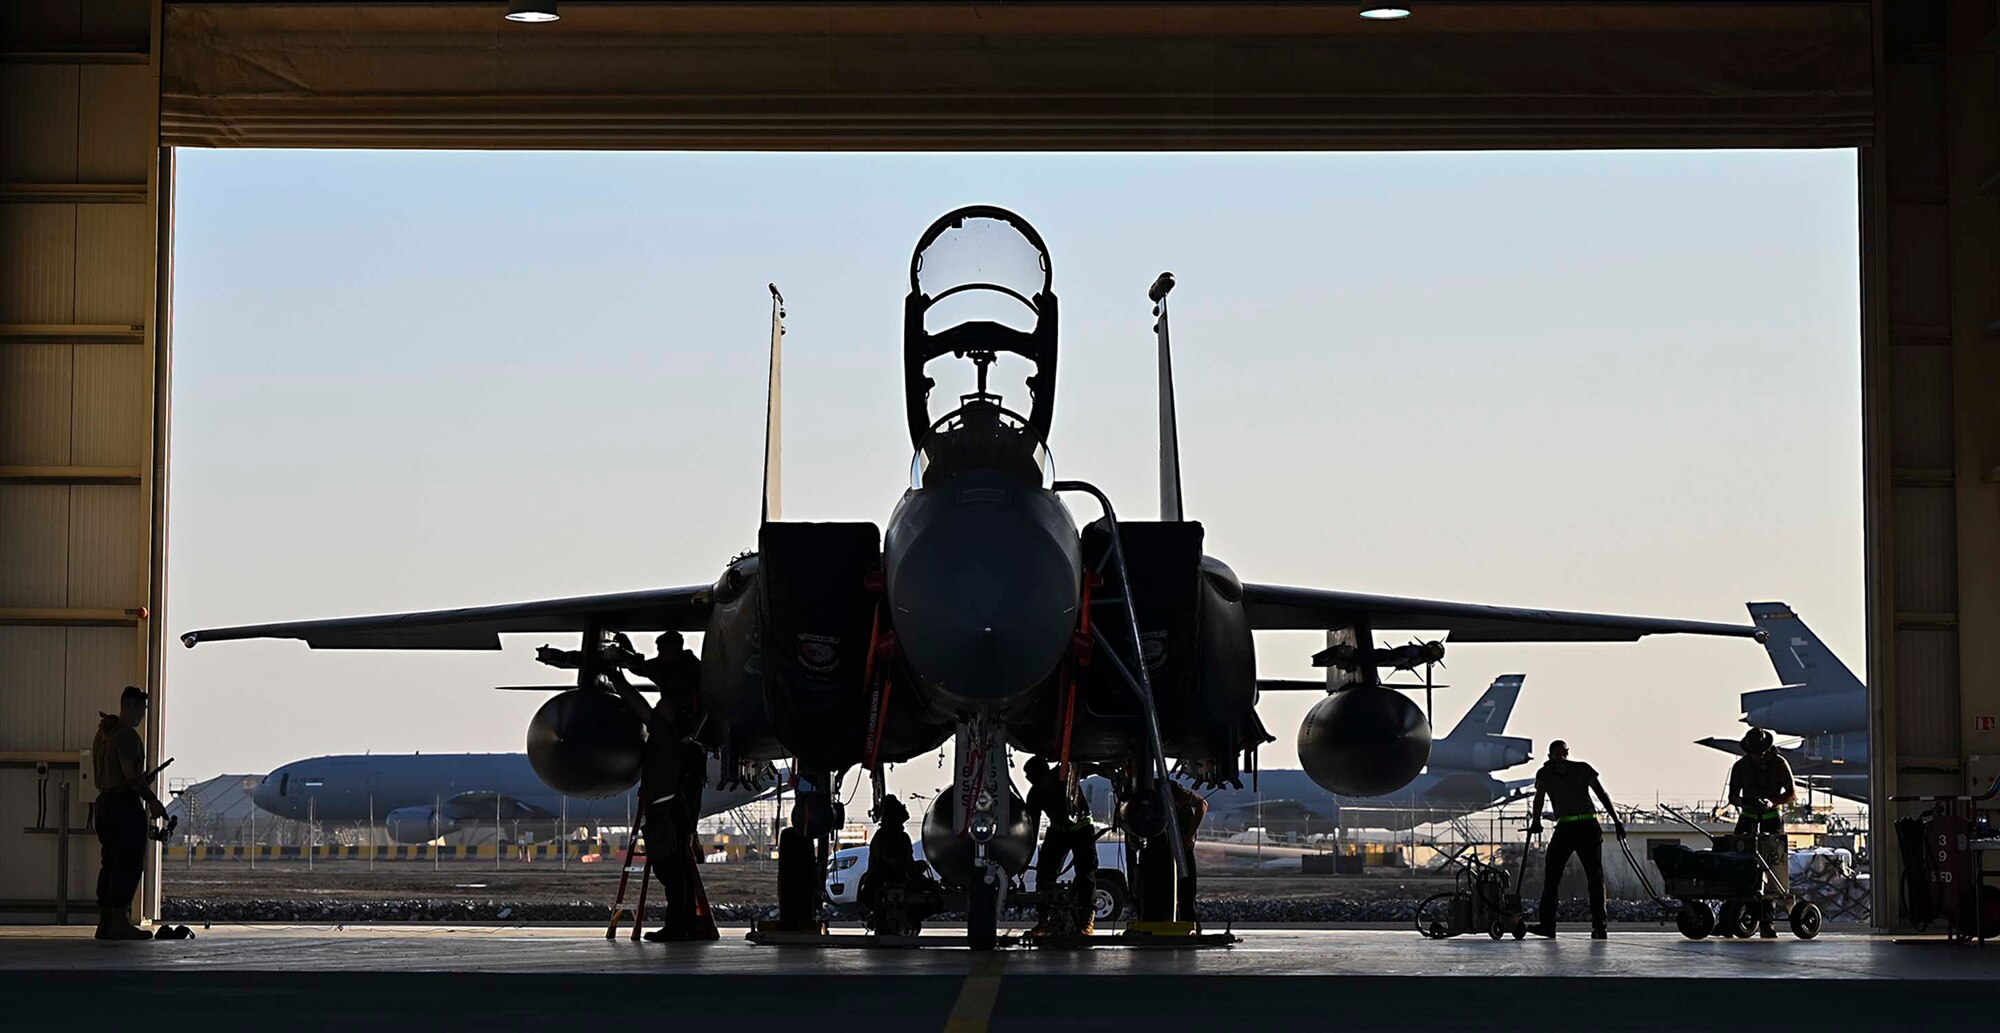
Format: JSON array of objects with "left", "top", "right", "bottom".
[
  {"left": 253, "top": 767, "right": 286, "bottom": 814},
  {"left": 885, "top": 472, "right": 1081, "bottom": 709}
]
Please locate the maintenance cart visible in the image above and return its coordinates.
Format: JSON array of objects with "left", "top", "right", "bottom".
[
  {"left": 1416, "top": 847, "right": 1532, "bottom": 940},
  {"left": 1653, "top": 805, "right": 1820, "bottom": 940}
]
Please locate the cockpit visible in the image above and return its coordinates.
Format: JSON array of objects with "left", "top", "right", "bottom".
[
  {"left": 914, "top": 213, "right": 1048, "bottom": 337},
  {"left": 902, "top": 207, "right": 1060, "bottom": 481},
  {"left": 910, "top": 401, "right": 1055, "bottom": 490}
]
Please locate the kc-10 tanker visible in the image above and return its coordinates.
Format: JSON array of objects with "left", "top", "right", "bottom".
[{"left": 185, "top": 207, "right": 1762, "bottom": 948}]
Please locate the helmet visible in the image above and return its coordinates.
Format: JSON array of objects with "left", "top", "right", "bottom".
[{"left": 1741, "top": 727, "right": 1774, "bottom": 755}]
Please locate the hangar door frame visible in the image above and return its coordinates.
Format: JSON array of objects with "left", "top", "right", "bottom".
[{"left": 4, "top": 1, "right": 1995, "bottom": 929}]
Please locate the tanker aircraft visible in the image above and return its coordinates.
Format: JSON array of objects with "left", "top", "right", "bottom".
[
  {"left": 1696, "top": 602, "right": 1867, "bottom": 803},
  {"left": 185, "top": 206, "right": 1763, "bottom": 948},
  {"left": 254, "top": 752, "right": 778, "bottom": 842}
]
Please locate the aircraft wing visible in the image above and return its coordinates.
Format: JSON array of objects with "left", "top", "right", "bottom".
[
  {"left": 180, "top": 584, "right": 714, "bottom": 650},
  {"left": 1415, "top": 771, "right": 1501, "bottom": 802},
  {"left": 1240, "top": 584, "right": 1764, "bottom": 643}
]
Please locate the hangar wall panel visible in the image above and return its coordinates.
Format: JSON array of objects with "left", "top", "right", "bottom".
[
  {"left": 0, "top": 345, "right": 74, "bottom": 465},
  {"left": 0, "top": 205, "right": 79, "bottom": 323},
  {"left": 75, "top": 206, "right": 155, "bottom": 324},
  {"left": 1894, "top": 628, "right": 1960, "bottom": 760},
  {"left": 64, "top": 627, "right": 141, "bottom": 747},
  {"left": 68, "top": 487, "right": 144, "bottom": 610},
  {"left": 1, "top": 66, "right": 82, "bottom": 180},
  {"left": 0, "top": 0, "right": 164, "bottom": 923},
  {"left": 1890, "top": 488, "right": 1957, "bottom": 614},
  {"left": 1886, "top": 346, "right": 1953, "bottom": 468},
  {"left": 0, "top": 629, "right": 68, "bottom": 752},
  {"left": 0, "top": 487, "right": 71, "bottom": 608},
  {"left": 72, "top": 347, "right": 150, "bottom": 466},
  {"left": 79, "top": 66, "right": 159, "bottom": 181}
]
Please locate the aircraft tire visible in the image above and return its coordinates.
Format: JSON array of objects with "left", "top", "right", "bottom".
[{"left": 1676, "top": 902, "right": 1714, "bottom": 940}]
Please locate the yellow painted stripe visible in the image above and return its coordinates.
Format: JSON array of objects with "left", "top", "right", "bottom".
[
  {"left": 163, "top": 844, "right": 588, "bottom": 860},
  {"left": 942, "top": 954, "right": 1007, "bottom": 1033}
]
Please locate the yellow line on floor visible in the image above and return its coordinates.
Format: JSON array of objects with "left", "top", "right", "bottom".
[{"left": 942, "top": 953, "right": 1008, "bottom": 1033}]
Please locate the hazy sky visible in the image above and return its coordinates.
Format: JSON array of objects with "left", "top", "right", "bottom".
[{"left": 166, "top": 148, "right": 1861, "bottom": 810}]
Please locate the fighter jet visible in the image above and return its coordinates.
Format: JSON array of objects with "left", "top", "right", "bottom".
[
  {"left": 1696, "top": 602, "right": 1867, "bottom": 803},
  {"left": 184, "top": 206, "right": 1762, "bottom": 947},
  {"left": 1197, "top": 675, "right": 1535, "bottom": 833}
]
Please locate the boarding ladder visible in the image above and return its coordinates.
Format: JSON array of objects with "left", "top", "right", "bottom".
[{"left": 1051, "top": 480, "right": 1191, "bottom": 883}]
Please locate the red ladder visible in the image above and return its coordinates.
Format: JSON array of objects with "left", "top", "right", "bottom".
[
  {"left": 605, "top": 832, "right": 722, "bottom": 941},
  {"left": 605, "top": 835, "right": 651, "bottom": 940}
]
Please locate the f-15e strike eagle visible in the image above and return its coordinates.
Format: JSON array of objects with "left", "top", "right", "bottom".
[{"left": 185, "top": 206, "right": 1762, "bottom": 948}]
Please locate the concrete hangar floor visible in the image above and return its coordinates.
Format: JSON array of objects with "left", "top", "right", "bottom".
[{"left": 2, "top": 926, "right": 1993, "bottom": 1030}]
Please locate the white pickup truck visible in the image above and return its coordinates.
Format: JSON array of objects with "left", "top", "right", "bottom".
[{"left": 825, "top": 837, "right": 1130, "bottom": 921}]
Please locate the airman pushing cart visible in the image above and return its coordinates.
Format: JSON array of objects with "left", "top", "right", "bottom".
[{"left": 1652, "top": 804, "right": 1820, "bottom": 940}]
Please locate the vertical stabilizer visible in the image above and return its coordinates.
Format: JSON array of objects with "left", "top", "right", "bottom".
[
  {"left": 1150, "top": 273, "right": 1184, "bottom": 521},
  {"left": 1447, "top": 675, "right": 1524, "bottom": 739},
  {"left": 1747, "top": 602, "right": 1862, "bottom": 695},
  {"left": 763, "top": 284, "right": 785, "bottom": 524}
]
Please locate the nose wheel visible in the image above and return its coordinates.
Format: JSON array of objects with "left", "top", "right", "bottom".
[{"left": 968, "top": 862, "right": 1000, "bottom": 951}]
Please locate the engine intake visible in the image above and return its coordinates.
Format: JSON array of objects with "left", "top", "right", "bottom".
[
  {"left": 1297, "top": 684, "right": 1432, "bottom": 797},
  {"left": 384, "top": 806, "right": 442, "bottom": 844}
]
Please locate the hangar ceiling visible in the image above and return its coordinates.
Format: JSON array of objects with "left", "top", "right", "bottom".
[
  {"left": 161, "top": 2, "right": 1874, "bottom": 149},
  {"left": 3, "top": 1, "right": 1996, "bottom": 931}
]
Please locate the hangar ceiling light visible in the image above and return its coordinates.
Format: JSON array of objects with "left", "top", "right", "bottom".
[
  {"left": 505, "top": 1, "right": 560, "bottom": 23},
  {"left": 1359, "top": 6, "right": 1413, "bottom": 19}
]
